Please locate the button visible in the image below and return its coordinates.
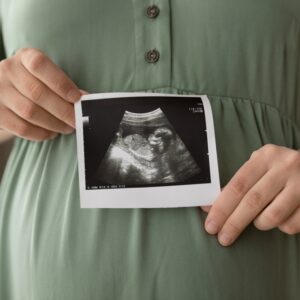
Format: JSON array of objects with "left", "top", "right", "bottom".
[
  {"left": 146, "top": 5, "right": 160, "bottom": 19},
  {"left": 145, "top": 49, "right": 160, "bottom": 63}
]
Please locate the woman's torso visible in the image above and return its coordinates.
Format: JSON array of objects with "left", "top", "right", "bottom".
[{"left": 1, "top": 0, "right": 300, "bottom": 299}]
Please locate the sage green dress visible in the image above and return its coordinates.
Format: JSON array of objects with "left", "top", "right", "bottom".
[{"left": 1, "top": 0, "right": 300, "bottom": 299}]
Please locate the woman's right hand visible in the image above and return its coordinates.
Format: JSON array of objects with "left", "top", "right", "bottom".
[{"left": 0, "top": 48, "right": 82, "bottom": 141}]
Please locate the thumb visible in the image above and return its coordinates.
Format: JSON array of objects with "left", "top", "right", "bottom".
[
  {"left": 80, "top": 89, "right": 89, "bottom": 95},
  {"left": 200, "top": 206, "right": 212, "bottom": 213}
]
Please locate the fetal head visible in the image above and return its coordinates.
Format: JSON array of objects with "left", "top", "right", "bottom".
[{"left": 148, "top": 127, "right": 173, "bottom": 152}]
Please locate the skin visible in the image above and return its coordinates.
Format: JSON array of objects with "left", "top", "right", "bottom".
[
  {"left": 0, "top": 48, "right": 82, "bottom": 141},
  {"left": 1, "top": 48, "right": 299, "bottom": 245},
  {"left": 202, "top": 144, "right": 300, "bottom": 246}
]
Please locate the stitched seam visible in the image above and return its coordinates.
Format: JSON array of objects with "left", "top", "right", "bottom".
[
  {"left": 140, "top": 85, "right": 300, "bottom": 131},
  {"left": 209, "top": 94, "right": 300, "bottom": 131}
]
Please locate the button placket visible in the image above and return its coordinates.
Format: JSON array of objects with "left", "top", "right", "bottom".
[
  {"left": 132, "top": 0, "right": 171, "bottom": 90},
  {"left": 145, "top": 3, "right": 161, "bottom": 65}
]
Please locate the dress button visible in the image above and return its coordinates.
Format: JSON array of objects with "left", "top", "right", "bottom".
[
  {"left": 146, "top": 5, "right": 160, "bottom": 19},
  {"left": 145, "top": 49, "right": 160, "bottom": 63}
]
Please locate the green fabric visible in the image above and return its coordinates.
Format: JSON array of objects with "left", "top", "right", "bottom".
[{"left": 1, "top": 0, "right": 300, "bottom": 299}]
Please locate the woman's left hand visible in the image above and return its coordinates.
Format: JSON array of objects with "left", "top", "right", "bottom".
[{"left": 203, "top": 144, "right": 300, "bottom": 246}]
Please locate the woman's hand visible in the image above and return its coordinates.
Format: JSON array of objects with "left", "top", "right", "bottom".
[
  {"left": 0, "top": 48, "right": 82, "bottom": 141},
  {"left": 203, "top": 144, "right": 300, "bottom": 246}
]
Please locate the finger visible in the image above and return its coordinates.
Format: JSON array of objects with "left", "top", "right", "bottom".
[
  {"left": 19, "top": 48, "right": 81, "bottom": 103},
  {"left": 254, "top": 184, "right": 300, "bottom": 231},
  {"left": 0, "top": 105, "right": 56, "bottom": 141},
  {"left": 278, "top": 206, "right": 300, "bottom": 235},
  {"left": 7, "top": 63, "right": 76, "bottom": 128},
  {"left": 205, "top": 154, "right": 268, "bottom": 235},
  {"left": 201, "top": 206, "right": 211, "bottom": 213},
  {"left": 216, "top": 168, "right": 285, "bottom": 246},
  {"left": 1, "top": 85, "right": 74, "bottom": 134},
  {"left": 80, "top": 90, "right": 89, "bottom": 95}
]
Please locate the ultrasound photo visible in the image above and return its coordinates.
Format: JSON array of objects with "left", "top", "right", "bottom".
[
  {"left": 75, "top": 93, "right": 220, "bottom": 208},
  {"left": 97, "top": 108, "right": 204, "bottom": 187},
  {"left": 82, "top": 96, "right": 209, "bottom": 189}
]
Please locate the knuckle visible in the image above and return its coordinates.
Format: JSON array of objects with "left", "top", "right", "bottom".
[
  {"left": 250, "top": 149, "right": 259, "bottom": 160},
  {"left": 244, "top": 190, "right": 264, "bottom": 210},
  {"left": 285, "top": 151, "right": 300, "bottom": 168},
  {"left": 20, "top": 102, "right": 36, "bottom": 120},
  {"left": 23, "top": 49, "right": 46, "bottom": 72},
  {"left": 228, "top": 177, "right": 247, "bottom": 197},
  {"left": 279, "top": 223, "right": 299, "bottom": 235},
  {"left": 28, "top": 82, "right": 44, "bottom": 102},
  {"left": 210, "top": 206, "right": 228, "bottom": 221},
  {"left": 225, "top": 220, "right": 242, "bottom": 235},
  {"left": 55, "top": 76, "right": 71, "bottom": 94},
  {"left": 294, "top": 152, "right": 300, "bottom": 167},
  {"left": 16, "top": 47, "right": 31, "bottom": 56},
  {"left": 257, "top": 208, "right": 283, "bottom": 229},
  {"left": 261, "top": 144, "right": 278, "bottom": 156},
  {"left": 0, "top": 59, "right": 12, "bottom": 72}
]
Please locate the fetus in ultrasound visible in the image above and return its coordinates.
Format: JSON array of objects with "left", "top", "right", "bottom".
[{"left": 96, "top": 108, "right": 201, "bottom": 185}]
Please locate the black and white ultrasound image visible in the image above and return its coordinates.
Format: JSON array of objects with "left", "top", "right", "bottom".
[{"left": 82, "top": 96, "right": 211, "bottom": 189}]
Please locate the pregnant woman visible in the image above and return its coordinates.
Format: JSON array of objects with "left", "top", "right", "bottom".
[{"left": 0, "top": 1, "right": 300, "bottom": 299}]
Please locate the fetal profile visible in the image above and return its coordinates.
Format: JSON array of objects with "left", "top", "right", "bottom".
[{"left": 96, "top": 108, "right": 201, "bottom": 186}]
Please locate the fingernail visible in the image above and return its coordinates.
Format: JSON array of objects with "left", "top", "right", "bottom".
[
  {"left": 63, "top": 126, "right": 74, "bottom": 134},
  {"left": 218, "top": 233, "right": 232, "bottom": 246},
  {"left": 205, "top": 220, "right": 219, "bottom": 234},
  {"left": 67, "top": 89, "right": 81, "bottom": 102}
]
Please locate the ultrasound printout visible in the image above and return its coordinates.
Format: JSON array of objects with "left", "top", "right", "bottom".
[{"left": 75, "top": 93, "right": 220, "bottom": 208}]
